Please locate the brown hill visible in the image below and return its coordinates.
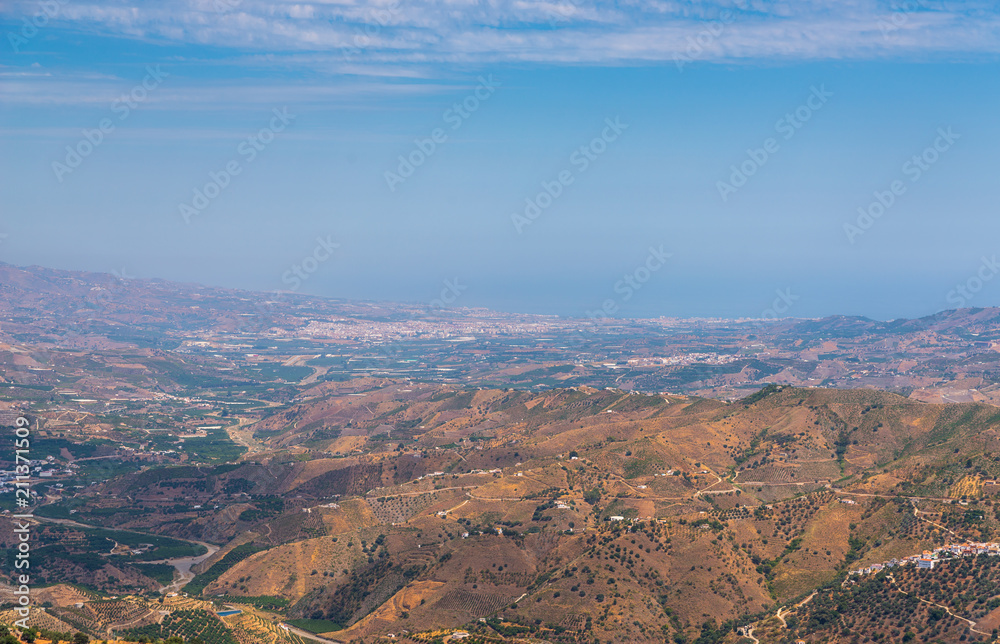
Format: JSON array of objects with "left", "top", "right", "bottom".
[{"left": 34, "top": 381, "right": 1000, "bottom": 643}]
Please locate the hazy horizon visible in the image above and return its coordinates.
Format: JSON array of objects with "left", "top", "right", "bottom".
[
  {"left": 5, "top": 258, "right": 994, "bottom": 326},
  {"left": 3, "top": 1, "right": 999, "bottom": 320}
]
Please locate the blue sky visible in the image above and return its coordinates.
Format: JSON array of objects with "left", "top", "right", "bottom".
[{"left": 2, "top": 1, "right": 999, "bottom": 320}]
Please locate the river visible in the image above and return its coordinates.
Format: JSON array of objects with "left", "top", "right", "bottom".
[
  {"left": 34, "top": 516, "right": 346, "bottom": 641},
  {"left": 34, "top": 515, "right": 221, "bottom": 593}
]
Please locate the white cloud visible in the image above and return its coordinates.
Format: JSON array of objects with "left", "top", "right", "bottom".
[
  {"left": 3, "top": 0, "right": 998, "bottom": 66},
  {"left": 0, "top": 74, "right": 459, "bottom": 108}
]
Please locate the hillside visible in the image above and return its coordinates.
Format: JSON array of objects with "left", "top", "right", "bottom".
[
  {"left": 11, "top": 382, "right": 1000, "bottom": 643},
  {"left": 6, "top": 261, "right": 1000, "bottom": 401}
]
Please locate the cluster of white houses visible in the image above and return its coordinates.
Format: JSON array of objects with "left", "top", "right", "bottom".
[
  {"left": 0, "top": 457, "right": 78, "bottom": 483},
  {"left": 850, "top": 542, "right": 1000, "bottom": 576}
]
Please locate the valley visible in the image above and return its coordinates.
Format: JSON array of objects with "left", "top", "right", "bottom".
[{"left": 4, "top": 266, "right": 1000, "bottom": 643}]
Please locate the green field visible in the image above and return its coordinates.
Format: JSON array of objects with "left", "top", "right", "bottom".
[
  {"left": 185, "top": 543, "right": 267, "bottom": 594},
  {"left": 181, "top": 426, "right": 246, "bottom": 463},
  {"left": 210, "top": 595, "right": 289, "bottom": 611},
  {"left": 122, "top": 609, "right": 237, "bottom": 644},
  {"left": 285, "top": 619, "right": 343, "bottom": 634},
  {"left": 132, "top": 562, "right": 177, "bottom": 585}
]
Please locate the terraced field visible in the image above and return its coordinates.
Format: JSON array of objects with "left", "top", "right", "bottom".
[
  {"left": 225, "top": 611, "right": 312, "bottom": 644},
  {"left": 121, "top": 609, "right": 237, "bottom": 644},
  {"left": 366, "top": 494, "right": 436, "bottom": 524},
  {"left": 435, "top": 589, "right": 515, "bottom": 617}
]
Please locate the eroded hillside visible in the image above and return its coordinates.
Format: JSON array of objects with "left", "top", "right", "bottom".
[{"left": 11, "top": 382, "right": 1000, "bottom": 643}]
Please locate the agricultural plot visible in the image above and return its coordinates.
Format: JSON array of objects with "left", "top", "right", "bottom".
[
  {"left": 434, "top": 589, "right": 514, "bottom": 617},
  {"left": 227, "top": 611, "right": 308, "bottom": 644},
  {"left": 212, "top": 596, "right": 290, "bottom": 611},
  {"left": 743, "top": 465, "right": 793, "bottom": 483},
  {"left": 285, "top": 618, "right": 343, "bottom": 633},
  {"left": 50, "top": 603, "right": 112, "bottom": 635},
  {"left": 186, "top": 543, "right": 267, "bottom": 594},
  {"left": 121, "top": 608, "right": 239, "bottom": 644},
  {"left": 0, "top": 609, "right": 75, "bottom": 634},
  {"left": 557, "top": 613, "right": 587, "bottom": 632},
  {"left": 366, "top": 494, "right": 436, "bottom": 524},
  {"left": 132, "top": 562, "right": 177, "bottom": 585},
  {"left": 87, "top": 599, "right": 157, "bottom": 631},
  {"left": 788, "top": 560, "right": 1000, "bottom": 642}
]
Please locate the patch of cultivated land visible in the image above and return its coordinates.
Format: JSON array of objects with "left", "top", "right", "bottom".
[{"left": 17, "top": 382, "right": 1000, "bottom": 644}]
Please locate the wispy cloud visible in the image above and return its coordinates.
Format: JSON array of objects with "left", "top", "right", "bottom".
[
  {"left": 4, "top": 0, "right": 999, "bottom": 67},
  {"left": 0, "top": 73, "right": 462, "bottom": 108}
]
